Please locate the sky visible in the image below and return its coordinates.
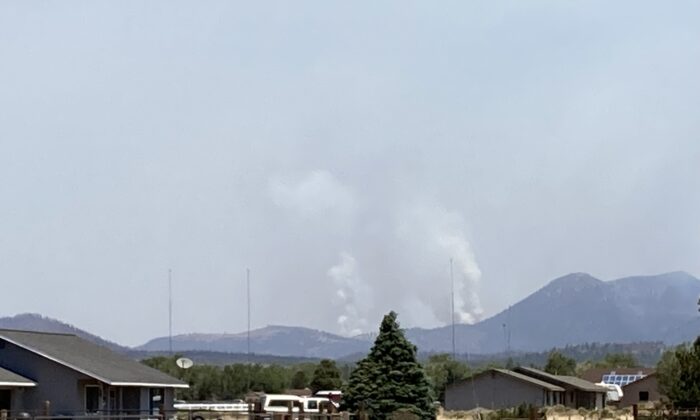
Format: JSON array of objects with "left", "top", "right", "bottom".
[{"left": 1, "top": 1, "right": 699, "bottom": 347}]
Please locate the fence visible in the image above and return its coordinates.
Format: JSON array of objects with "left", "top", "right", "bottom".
[
  {"left": 0, "top": 410, "right": 356, "bottom": 420},
  {"left": 0, "top": 413, "right": 165, "bottom": 420}
]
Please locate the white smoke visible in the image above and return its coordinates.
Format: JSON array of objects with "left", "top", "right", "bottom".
[
  {"left": 267, "top": 170, "right": 357, "bottom": 228},
  {"left": 268, "top": 169, "right": 483, "bottom": 334},
  {"left": 327, "top": 252, "right": 372, "bottom": 336},
  {"left": 395, "top": 204, "right": 483, "bottom": 325}
]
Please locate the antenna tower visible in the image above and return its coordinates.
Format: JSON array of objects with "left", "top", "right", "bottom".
[
  {"left": 450, "top": 258, "right": 456, "bottom": 360},
  {"left": 168, "top": 268, "right": 173, "bottom": 355},
  {"left": 246, "top": 268, "right": 251, "bottom": 360}
]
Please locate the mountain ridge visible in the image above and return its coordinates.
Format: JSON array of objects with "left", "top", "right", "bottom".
[{"left": 3, "top": 271, "right": 699, "bottom": 359}]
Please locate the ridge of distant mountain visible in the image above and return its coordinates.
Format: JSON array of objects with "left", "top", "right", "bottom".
[
  {"left": 136, "top": 324, "right": 372, "bottom": 359},
  {"left": 5, "top": 271, "right": 700, "bottom": 360},
  {"left": 405, "top": 271, "right": 700, "bottom": 354},
  {"left": 0, "top": 313, "right": 128, "bottom": 353}
]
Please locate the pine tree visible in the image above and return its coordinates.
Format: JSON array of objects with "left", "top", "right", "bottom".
[
  {"left": 309, "top": 359, "right": 343, "bottom": 392},
  {"left": 291, "top": 369, "right": 309, "bottom": 389},
  {"left": 544, "top": 350, "right": 576, "bottom": 376},
  {"left": 657, "top": 338, "right": 700, "bottom": 407},
  {"left": 345, "top": 311, "right": 436, "bottom": 420}
]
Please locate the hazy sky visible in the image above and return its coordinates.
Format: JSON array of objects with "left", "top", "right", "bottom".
[{"left": 1, "top": 1, "right": 699, "bottom": 347}]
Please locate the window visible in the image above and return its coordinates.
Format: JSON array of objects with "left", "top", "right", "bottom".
[
  {"left": 0, "top": 390, "right": 11, "bottom": 411},
  {"left": 307, "top": 401, "right": 318, "bottom": 410},
  {"left": 150, "top": 388, "right": 164, "bottom": 414},
  {"left": 85, "top": 386, "right": 100, "bottom": 413},
  {"left": 639, "top": 391, "right": 649, "bottom": 402}
]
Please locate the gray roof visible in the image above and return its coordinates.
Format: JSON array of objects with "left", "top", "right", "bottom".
[
  {"left": 456, "top": 368, "right": 565, "bottom": 392},
  {"left": 0, "top": 329, "right": 187, "bottom": 388},
  {"left": 515, "top": 367, "right": 606, "bottom": 393},
  {"left": 0, "top": 366, "right": 35, "bottom": 387}
]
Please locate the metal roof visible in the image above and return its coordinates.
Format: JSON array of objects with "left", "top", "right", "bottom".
[
  {"left": 452, "top": 368, "right": 565, "bottom": 392},
  {"left": 0, "top": 366, "right": 36, "bottom": 387},
  {"left": 0, "top": 329, "right": 188, "bottom": 388},
  {"left": 515, "top": 367, "right": 607, "bottom": 393}
]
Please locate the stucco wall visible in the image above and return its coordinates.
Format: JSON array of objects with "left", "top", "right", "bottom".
[{"left": 445, "top": 371, "right": 550, "bottom": 410}]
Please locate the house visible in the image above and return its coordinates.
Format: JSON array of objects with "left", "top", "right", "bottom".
[
  {"left": 445, "top": 368, "right": 565, "bottom": 411},
  {"left": 0, "top": 329, "right": 188, "bottom": 415},
  {"left": 619, "top": 374, "right": 661, "bottom": 407},
  {"left": 514, "top": 367, "right": 607, "bottom": 409}
]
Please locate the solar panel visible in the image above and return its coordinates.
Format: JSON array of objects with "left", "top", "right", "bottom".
[{"left": 601, "top": 373, "right": 644, "bottom": 386}]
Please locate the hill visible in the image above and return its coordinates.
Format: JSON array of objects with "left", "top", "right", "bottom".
[
  {"left": 139, "top": 271, "right": 700, "bottom": 358},
  {"left": 136, "top": 325, "right": 372, "bottom": 359},
  {"left": 405, "top": 271, "right": 700, "bottom": 354},
  {"left": 5, "top": 271, "right": 700, "bottom": 360},
  {"left": 126, "top": 349, "right": 320, "bottom": 366},
  {"left": 0, "top": 313, "right": 128, "bottom": 353}
]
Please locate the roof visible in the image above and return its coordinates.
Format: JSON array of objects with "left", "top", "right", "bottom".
[
  {"left": 580, "top": 367, "right": 655, "bottom": 384},
  {"left": 621, "top": 372, "right": 657, "bottom": 389},
  {"left": 0, "top": 329, "right": 188, "bottom": 388},
  {"left": 515, "top": 367, "right": 607, "bottom": 393},
  {"left": 0, "top": 366, "right": 36, "bottom": 387},
  {"left": 450, "top": 369, "right": 564, "bottom": 392}
]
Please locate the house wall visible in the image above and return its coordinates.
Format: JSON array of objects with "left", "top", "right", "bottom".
[
  {"left": 445, "top": 371, "right": 555, "bottom": 411},
  {"left": 619, "top": 376, "right": 660, "bottom": 407},
  {"left": 0, "top": 339, "right": 96, "bottom": 414}
]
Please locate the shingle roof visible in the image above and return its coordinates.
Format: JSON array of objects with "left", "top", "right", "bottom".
[
  {"left": 515, "top": 367, "right": 606, "bottom": 393},
  {"left": 0, "top": 329, "right": 188, "bottom": 388},
  {"left": 0, "top": 366, "right": 35, "bottom": 387},
  {"left": 493, "top": 369, "right": 565, "bottom": 391}
]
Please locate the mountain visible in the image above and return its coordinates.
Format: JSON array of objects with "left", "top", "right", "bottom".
[
  {"left": 6, "top": 271, "right": 700, "bottom": 360},
  {"left": 0, "top": 313, "right": 128, "bottom": 352},
  {"left": 405, "top": 271, "right": 700, "bottom": 354},
  {"left": 136, "top": 325, "right": 372, "bottom": 359}
]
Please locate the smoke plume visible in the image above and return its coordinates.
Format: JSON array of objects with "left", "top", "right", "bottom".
[{"left": 327, "top": 252, "right": 372, "bottom": 336}]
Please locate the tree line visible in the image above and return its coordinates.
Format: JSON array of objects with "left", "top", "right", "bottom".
[{"left": 143, "top": 356, "right": 345, "bottom": 401}]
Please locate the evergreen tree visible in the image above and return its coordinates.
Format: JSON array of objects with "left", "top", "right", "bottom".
[
  {"left": 309, "top": 359, "right": 343, "bottom": 392},
  {"left": 594, "top": 353, "right": 639, "bottom": 369},
  {"left": 544, "top": 350, "right": 576, "bottom": 376},
  {"left": 345, "top": 311, "right": 435, "bottom": 420},
  {"left": 291, "top": 370, "right": 310, "bottom": 389},
  {"left": 657, "top": 338, "right": 700, "bottom": 407},
  {"left": 423, "top": 354, "right": 470, "bottom": 404}
]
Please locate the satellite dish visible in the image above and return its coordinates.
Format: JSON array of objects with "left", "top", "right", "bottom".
[{"left": 176, "top": 357, "right": 194, "bottom": 369}]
